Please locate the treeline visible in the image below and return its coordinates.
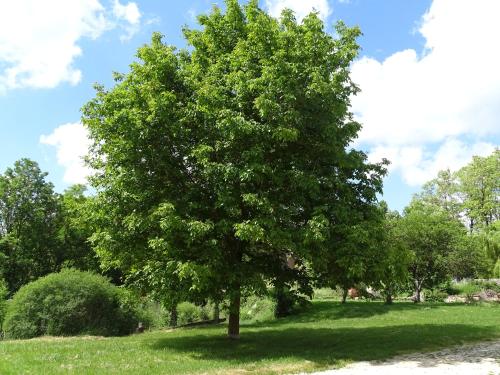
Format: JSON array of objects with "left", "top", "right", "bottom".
[
  {"left": 0, "top": 150, "right": 497, "bottom": 305},
  {"left": 381, "top": 150, "right": 499, "bottom": 302},
  {"left": 0, "top": 159, "right": 99, "bottom": 295}
]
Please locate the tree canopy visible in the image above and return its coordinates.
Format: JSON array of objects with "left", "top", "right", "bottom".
[{"left": 82, "top": 0, "right": 385, "bottom": 338}]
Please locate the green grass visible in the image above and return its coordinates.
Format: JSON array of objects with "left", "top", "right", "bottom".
[{"left": 1, "top": 300, "right": 499, "bottom": 374}]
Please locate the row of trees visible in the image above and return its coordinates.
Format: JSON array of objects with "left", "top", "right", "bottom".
[
  {"left": 0, "top": 159, "right": 98, "bottom": 294},
  {"left": 375, "top": 150, "right": 499, "bottom": 303}
]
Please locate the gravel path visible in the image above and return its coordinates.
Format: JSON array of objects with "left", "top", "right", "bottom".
[{"left": 308, "top": 340, "right": 500, "bottom": 375}]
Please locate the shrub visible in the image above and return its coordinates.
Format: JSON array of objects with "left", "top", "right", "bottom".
[
  {"left": 0, "top": 278, "right": 7, "bottom": 329},
  {"left": 138, "top": 299, "right": 168, "bottom": 329},
  {"left": 177, "top": 302, "right": 200, "bottom": 325},
  {"left": 423, "top": 289, "right": 448, "bottom": 302},
  {"left": 3, "top": 269, "right": 142, "bottom": 339}
]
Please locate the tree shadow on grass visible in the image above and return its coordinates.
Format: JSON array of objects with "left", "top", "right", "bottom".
[{"left": 151, "top": 324, "right": 498, "bottom": 369}]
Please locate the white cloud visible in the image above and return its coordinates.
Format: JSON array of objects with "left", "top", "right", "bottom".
[
  {"left": 368, "top": 139, "right": 496, "bottom": 186},
  {"left": 0, "top": 0, "right": 141, "bottom": 92},
  {"left": 113, "top": 0, "right": 140, "bottom": 24},
  {"left": 265, "top": 0, "right": 332, "bottom": 22},
  {"left": 112, "top": 0, "right": 141, "bottom": 41},
  {"left": 40, "top": 123, "right": 91, "bottom": 185},
  {"left": 352, "top": 0, "right": 500, "bottom": 185}
]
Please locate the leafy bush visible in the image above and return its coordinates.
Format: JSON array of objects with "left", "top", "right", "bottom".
[
  {"left": 3, "top": 269, "right": 143, "bottom": 339},
  {"left": 177, "top": 302, "right": 200, "bottom": 325},
  {"left": 0, "top": 278, "right": 7, "bottom": 329},
  {"left": 442, "top": 280, "right": 461, "bottom": 296},
  {"left": 423, "top": 289, "right": 448, "bottom": 302},
  {"left": 138, "top": 299, "right": 168, "bottom": 329},
  {"left": 176, "top": 302, "right": 212, "bottom": 325}
]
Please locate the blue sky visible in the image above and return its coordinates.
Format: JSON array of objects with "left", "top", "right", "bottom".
[{"left": 0, "top": 0, "right": 498, "bottom": 212}]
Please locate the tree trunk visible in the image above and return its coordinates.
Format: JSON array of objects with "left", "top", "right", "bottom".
[
  {"left": 227, "top": 286, "right": 240, "bottom": 339},
  {"left": 213, "top": 302, "right": 220, "bottom": 323},
  {"left": 275, "top": 283, "right": 291, "bottom": 317},
  {"left": 341, "top": 287, "right": 348, "bottom": 304},
  {"left": 385, "top": 293, "right": 393, "bottom": 305},
  {"left": 169, "top": 304, "right": 178, "bottom": 327},
  {"left": 414, "top": 281, "right": 422, "bottom": 303}
]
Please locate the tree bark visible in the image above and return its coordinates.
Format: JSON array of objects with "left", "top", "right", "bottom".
[
  {"left": 275, "top": 283, "right": 291, "bottom": 317},
  {"left": 414, "top": 281, "right": 422, "bottom": 303},
  {"left": 169, "top": 304, "right": 178, "bottom": 327},
  {"left": 227, "top": 286, "right": 240, "bottom": 339},
  {"left": 385, "top": 293, "right": 393, "bottom": 305},
  {"left": 213, "top": 302, "right": 220, "bottom": 323},
  {"left": 341, "top": 287, "right": 348, "bottom": 304}
]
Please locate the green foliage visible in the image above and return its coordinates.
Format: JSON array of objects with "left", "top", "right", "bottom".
[
  {"left": 423, "top": 289, "right": 448, "bottom": 302},
  {"left": 0, "top": 160, "right": 103, "bottom": 296},
  {"left": 313, "top": 205, "right": 388, "bottom": 302},
  {"left": 272, "top": 286, "right": 310, "bottom": 317},
  {"left": 447, "top": 234, "right": 491, "bottom": 279},
  {"left": 0, "top": 277, "right": 7, "bottom": 329},
  {"left": 459, "top": 283, "right": 483, "bottom": 301},
  {"left": 417, "top": 169, "right": 461, "bottom": 219},
  {"left": 0, "top": 159, "right": 61, "bottom": 293},
  {"left": 57, "top": 185, "right": 100, "bottom": 273},
  {"left": 452, "top": 280, "right": 500, "bottom": 295},
  {"left": 481, "top": 221, "right": 500, "bottom": 277},
  {"left": 401, "top": 200, "right": 465, "bottom": 301},
  {"left": 374, "top": 207, "right": 412, "bottom": 303},
  {"left": 176, "top": 302, "right": 212, "bottom": 325},
  {"left": 417, "top": 150, "right": 499, "bottom": 278},
  {"left": 82, "top": 0, "right": 385, "bottom": 336},
  {"left": 240, "top": 295, "right": 276, "bottom": 323},
  {"left": 3, "top": 269, "right": 142, "bottom": 339},
  {"left": 457, "top": 150, "right": 499, "bottom": 230}
]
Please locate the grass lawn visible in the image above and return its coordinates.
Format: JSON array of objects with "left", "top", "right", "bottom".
[{"left": 1, "top": 300, "right": 499, "bottom": 374}]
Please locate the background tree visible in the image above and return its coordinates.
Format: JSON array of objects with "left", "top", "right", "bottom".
[
  {"left": 374, "top": 207, "right": 412, "bottom": 304},
  {"left": 480, "top": 220, "right": 500, "bottom": 277},
  {"left": 0, "top": 159, "right": 61, "bottom": 293},
  {"left": 313, "top": 205, "right": 386, "bottom": 303},
  {"left": 447, "top": 234, "right": 490, "bottom": 280},
  {"left": 401, "top": 200, "right": 464, "bottom": 302},
  {"left": 456, "top": 150, "right": 499, "bottom": 231},
  {"left": 0, "top": 277, "right": 7, "bottom": 329},
  {"left": 82, "top": 0, "right": 385, "bottom": 338},
  {"left": 417, "top": 169, "right": 460, "bottom": 219},
  {"left": 56, "top": 185, "right": 100, "bottom": 272}
]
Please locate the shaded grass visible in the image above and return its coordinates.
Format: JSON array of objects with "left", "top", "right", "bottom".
[{"left": 1, "top": 301, "right": 499, "bottom": 374}]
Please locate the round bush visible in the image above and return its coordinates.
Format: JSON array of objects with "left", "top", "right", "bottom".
[{"left": 3, "top": 269, "right": 141, "bottom": 339}]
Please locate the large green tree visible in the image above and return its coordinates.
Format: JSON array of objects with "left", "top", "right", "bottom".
[{"left": 83, "top": 0, "right": 385, "bottom": 338}]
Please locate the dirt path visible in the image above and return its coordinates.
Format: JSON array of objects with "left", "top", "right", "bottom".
[{"left": 308, "top": 340, "right": 500, "bottom": 375}]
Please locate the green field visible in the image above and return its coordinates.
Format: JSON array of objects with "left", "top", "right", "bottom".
[{"left": 1, "top": 301, "right": 499, "bottom": 374}]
